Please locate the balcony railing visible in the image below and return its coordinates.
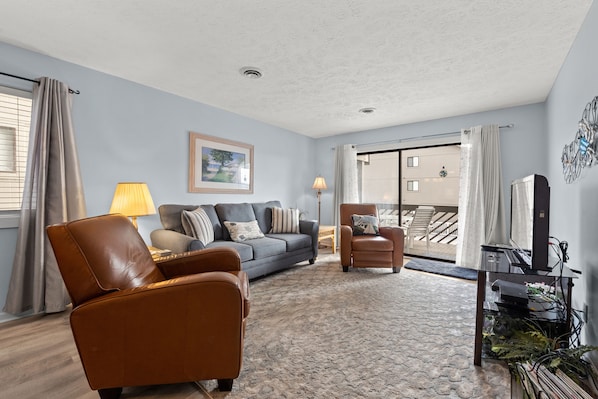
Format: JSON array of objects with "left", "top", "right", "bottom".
[{"left": 378, "top": 204, "right": 458, "bottom": 261}]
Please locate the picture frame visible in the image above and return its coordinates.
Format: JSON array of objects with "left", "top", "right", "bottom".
[{"left": 188, "top": 132, "right": 254, "bottom": 194}]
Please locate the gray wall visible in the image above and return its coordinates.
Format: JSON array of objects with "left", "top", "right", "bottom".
[
  {"left": 0, "top": 42, "right": 317, "bottom": 320},
  {"left": 546, "top": 1, "right": 598, "bottom": 344}
]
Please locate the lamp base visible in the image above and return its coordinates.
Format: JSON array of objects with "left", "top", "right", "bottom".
[{"left": 317, "top": 190, "right": 322, "bottom": 225}]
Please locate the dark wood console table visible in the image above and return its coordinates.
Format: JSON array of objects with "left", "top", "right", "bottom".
[{"left": 474, "top": 265, "right": 576, "bottom": 366}]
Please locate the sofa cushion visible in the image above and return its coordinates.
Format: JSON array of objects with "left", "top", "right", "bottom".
[
  {"left": 158, "top": 204, "right": 200, "bottom": 233},
  {"left": 351, "top": 214, "right": 380, "bottom": 236},
  {"left": 267, "top": 233, "right": 311, "bottom": 252},
  {"left": 181, "top": 207, "right": 215, "bottom": 244},
  {"left": 251, "top": 200, "right": 282, "bottom": 233},
  {"left": 243, "top": 237, "right": 287, "bottom": 258},
  {"left": 270, "top": 207, "right": 300, "bottom": 233},
  {"left": 216, "top": 203, "right": 257, "bottom": 240},
  {"left": 205, "top": 241, "right": 254, "bottom": 262},
  {"left": 224, "top": 220, "right": 265, "bottom": 242}
]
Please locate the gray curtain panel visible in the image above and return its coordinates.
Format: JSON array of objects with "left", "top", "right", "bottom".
[{"left": 3, "top": 77, "right": 86, "bottom": 315}]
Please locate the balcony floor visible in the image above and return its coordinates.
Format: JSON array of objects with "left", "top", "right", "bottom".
[{"left": 404, "top": 239, "right": 456, "bottom": 263}]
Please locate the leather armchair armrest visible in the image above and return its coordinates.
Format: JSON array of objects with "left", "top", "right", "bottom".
[
  {"left": 380, "top": 226, "right": 405, "bottom": 267},
  {"left": 156, "top": 247, "right": 242, "bottom": 279},
  {"left": 150, "top": 229, "right": 204, "bottom": 254},
  {"left": 340, "top": 224, "right": 353, "bottom": 267},
  {"left": 379, "top": 225, "right": 404, "bottom": 242},
  {"left": 70, "top": 272, "right": 247, "bottom": 389}
]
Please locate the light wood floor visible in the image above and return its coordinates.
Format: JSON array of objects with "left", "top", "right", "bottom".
[{"left": 0, "top": 309, "right": 208, "bottom": 398}]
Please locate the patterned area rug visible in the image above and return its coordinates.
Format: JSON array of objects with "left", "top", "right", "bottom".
[
  {"left": 404, "top": 258, "right": 478, "bottom": 281},
  {"left": 198, "top": 253, "right": 509, "bottom": 398}
]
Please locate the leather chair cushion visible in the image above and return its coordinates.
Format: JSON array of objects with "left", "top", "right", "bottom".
[{"left": 351, "top": 235, "right": 394, "bottom": 251}]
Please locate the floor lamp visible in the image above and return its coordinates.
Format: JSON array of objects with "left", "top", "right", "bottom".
[{"left": 312, "top": 176, "right": 327, "bottom": 225}]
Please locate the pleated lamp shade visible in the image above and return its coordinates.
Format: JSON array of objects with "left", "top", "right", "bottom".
[
  {"left": 312, "top": 176, "right": 327, "bottom": 190},
  {"left": 109, "top": 182, "right": 156, "bottom": 229}
]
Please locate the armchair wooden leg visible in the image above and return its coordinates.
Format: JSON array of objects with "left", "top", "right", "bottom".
[
  {"left": 218, "top": 379, "right": 234, "bottom": 391},
  {"left": 98, "top": 387, "right": 122, "bottom": 399}
]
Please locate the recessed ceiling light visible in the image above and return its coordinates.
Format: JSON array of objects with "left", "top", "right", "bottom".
[
  {"left": 359, "top": 107, "right": 376, "bottom": 114},
  {"left": 240, "top": 67, "right": 262, "bottom": 79}
]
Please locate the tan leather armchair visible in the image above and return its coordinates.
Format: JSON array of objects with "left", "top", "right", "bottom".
[
  {"left": 340, "top": 203, "right": 404, "bottom": 273},
  {"left": 46, "top": 214, "right": 250, "bottom": 399}
]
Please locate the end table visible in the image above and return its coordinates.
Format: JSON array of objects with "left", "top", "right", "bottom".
[{"left": 318, "top": 225, "right": 336, "bottom": 253}]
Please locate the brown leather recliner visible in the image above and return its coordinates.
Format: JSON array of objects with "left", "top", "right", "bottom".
[
  {"left": 46, "top": 214, "right": 250, "bottom": 399},
  {"left": 340, "top": 203, "right": 404, "bottom": 273}
]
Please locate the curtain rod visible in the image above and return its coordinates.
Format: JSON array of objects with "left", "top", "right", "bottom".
[
  {"left": 355, "top": 123, "right": 514, "bottom": 148},
  {"left": 331, "top": 123, "right": 515, "bottom": 150},
  {"left": 0, "top": 71, "right": 80, "bottom": 94}
]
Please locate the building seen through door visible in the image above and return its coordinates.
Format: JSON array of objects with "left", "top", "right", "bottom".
[{"left": 357, "top": 144, "right": 460, "bottom": 262}]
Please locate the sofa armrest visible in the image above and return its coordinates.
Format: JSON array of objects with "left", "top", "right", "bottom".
[
  {"left": 70, "top": 271, "right": 248, "bottom": 389},
  {"left": 299, "top": 219, "right": 319, "bottom": 258},
  {"left": 156, "top": 247, "right": 242, "bottom": 278},
  {"left": 150, "top": 229, "right": 204, "bottom": 254}
]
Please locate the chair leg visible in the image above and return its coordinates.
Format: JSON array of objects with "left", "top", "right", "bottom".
[
  {"left": 98, "top": 387, "right": 122, "bottom": 399},
  {"left": 392, "top": 266, "right": 399, "bottom": 273},
  {"left": 218, "top": 379, "right": 234, "bottom": 391},
  {"left": 342, "top": 266, "right": 349, "bottom": 272},
  {"left": 426, "top": 232, "right": 430, "bottom": 253}
]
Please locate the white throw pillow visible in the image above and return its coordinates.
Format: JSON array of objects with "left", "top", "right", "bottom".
[
  {"left": 181, "top": 207, "right": 215, "bottom": 244},
  {"left": 270, "top": 207, "right": 299, "bottom": 234},
  {"left": 224, "top": 220, "right": 265, "bottom": 242}
]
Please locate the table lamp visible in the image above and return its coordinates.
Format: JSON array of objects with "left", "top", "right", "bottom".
[
  {"left": 109, "top": 182, "right": 156, "bottom": 229},
  {"left": 312, "top": 176, "right": 327, "bottom": 225}
]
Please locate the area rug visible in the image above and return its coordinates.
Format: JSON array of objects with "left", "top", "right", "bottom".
[
  {"left": 197, "top": 253, "right": 508, "bottom": 398},
  {"left": 404, "top": 257, "right": 478, "bottom": 281}
]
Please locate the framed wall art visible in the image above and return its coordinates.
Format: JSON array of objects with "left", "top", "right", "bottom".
[{"left": 189, "top": 132, "right": 254, "bottom": 194}]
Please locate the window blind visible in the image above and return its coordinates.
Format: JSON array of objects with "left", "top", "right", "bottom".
[{"left": 0, "top": 87, "right": 32, "bottom": 211}]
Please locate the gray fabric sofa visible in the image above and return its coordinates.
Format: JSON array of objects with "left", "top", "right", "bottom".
[{"left": 150, "top": 200, "right": 319, "bottom": 279}]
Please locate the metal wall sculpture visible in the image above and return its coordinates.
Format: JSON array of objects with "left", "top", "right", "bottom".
[{"left": 561, "top": 96, "right": 598, "bottom": 183}]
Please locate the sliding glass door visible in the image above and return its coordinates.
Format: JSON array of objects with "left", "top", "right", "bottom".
[{"left": 358, "top": 144, "right": 460, "bottom": 262}]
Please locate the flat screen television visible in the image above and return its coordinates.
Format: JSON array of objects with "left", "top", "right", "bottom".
[{"left": 509, "top": 174, "right": 551, "bottom": 271}]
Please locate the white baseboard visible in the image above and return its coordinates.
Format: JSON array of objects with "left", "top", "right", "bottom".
[{"left": 0, "top": 310, "right": 32, "bottom": 324}]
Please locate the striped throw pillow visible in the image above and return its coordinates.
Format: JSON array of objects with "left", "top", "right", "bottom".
[
  {"left": 270, "top": 207, "right": 299, "bottom": 234},
  {"left": 181, "top": 207, "right": 215, "bottom": 244}
]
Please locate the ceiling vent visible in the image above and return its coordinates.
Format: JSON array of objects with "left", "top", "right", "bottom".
[
  {"left": 359, "top": 107, "right": 376, "bottom": 114},
  {"left": 240, "top": 67, "right": 262, "bottom": 79}
]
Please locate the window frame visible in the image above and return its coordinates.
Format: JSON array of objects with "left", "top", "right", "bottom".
[
  {"left": 0, "top": 85, "right": 32, "bottom": 228},
  {"left": 407, "top": 156, "right": 419, "bottom": 167},
  {"left": 407, "top": 180, "right": 419, "bottom": 192}
]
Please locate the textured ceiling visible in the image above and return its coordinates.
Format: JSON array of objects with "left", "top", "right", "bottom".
[{"left": 0, "top": 1, "right": 593, "bottom": 138}]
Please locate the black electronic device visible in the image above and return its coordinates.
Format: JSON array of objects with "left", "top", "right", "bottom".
[
  {"left": 491, "top": 279, "right": 529, "bottom": 305},
  {"left": 509, "top": 174, "right": 551, "bottom": 271}
]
